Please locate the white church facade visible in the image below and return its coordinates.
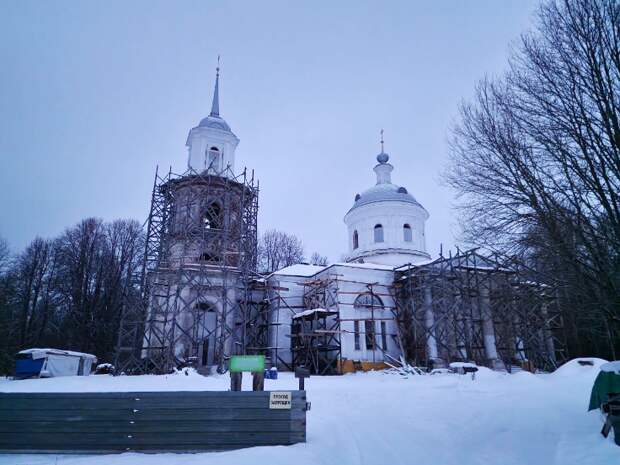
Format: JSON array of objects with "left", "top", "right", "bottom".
[
  {"left": 267, "top": 145, "right": 434, "bottom": 373},
  {"left": 261, "top": 107, "right": 558, "bottom": 374},
  {"left": 131, "top": 66, "right": 561, "bottom": 376}
]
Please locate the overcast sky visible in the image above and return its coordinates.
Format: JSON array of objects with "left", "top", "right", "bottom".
[{"left": 0, "top": 0, "right": 539, "bottom": 262}]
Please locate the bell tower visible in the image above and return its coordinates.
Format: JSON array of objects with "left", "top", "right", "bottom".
[
  {"left": 115, "top": 60, "right": 259, "bottom": 375},
  {"left": 186, "top": 60, "right": 240, "bottom": 176}
]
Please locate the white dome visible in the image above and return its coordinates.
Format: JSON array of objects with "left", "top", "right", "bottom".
[
  {"left": 198, "top": 114, "right": 233, "bottom": 133},
  {"left": 348, "top": 181, "right": 424, "bottom": 214},
  {"left": 343, "top": 151, "right": 430, "bottom": 266}
]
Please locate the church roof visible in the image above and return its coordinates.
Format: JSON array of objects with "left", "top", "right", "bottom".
[
  {"left": 347, "top": 148, "right": 426, "bottom": 215},
  {"left": 197, "top": 60, "right": 233, "bottom": 133},
  {"left": 198, "top": 114, "right": 232, "bottom": 132},
  {"left": 348, "top": 182, "right": 423, "bottom": 213}
]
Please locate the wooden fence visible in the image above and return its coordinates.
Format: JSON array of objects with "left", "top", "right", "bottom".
[{"left": 0, "top": 390, "right": 308, "bottom": 453}]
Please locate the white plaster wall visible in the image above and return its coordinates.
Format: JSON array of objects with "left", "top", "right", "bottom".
[
  {"left": 268, "top": 264, "right": 403, "bottom": 370},
  {"left": 331, "top": 265, "right": 400, "bottom": 363},
  {"left": 344, "top": 202, "right": 430, "bottom": 266},
  {"left": 186, "top": 127, "right": 239, "bottom": 175},
  {"left": 266, "top": 274, "right": 308, "bottom": 369}
]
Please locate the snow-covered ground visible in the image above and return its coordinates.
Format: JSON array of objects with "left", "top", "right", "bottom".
[{"left": 0, "top": 359, "right": 618, "bottom": 465}]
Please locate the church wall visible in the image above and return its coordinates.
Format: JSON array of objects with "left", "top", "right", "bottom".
[
  {"left": 187, "top": 127, "right": 238, "bottom": 175},
  {"left": 143, "top": 266, "right": 246, "bottom": 368},
  {"left": 266, "top": 273, "right": 308, "bottom": 369},
  {"left": 345, "top": 202, "right": 429, "bottom": 264},
  {"left": 331, "top": 265, "right": 401, "bottom": 364},
  {"left": 267, "top": 264, "right": 403, "bottom": 372}
]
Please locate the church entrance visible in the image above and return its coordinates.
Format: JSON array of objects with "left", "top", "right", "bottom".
[{"left": 195, "top": 301, "right": 218, "bottom": 367}]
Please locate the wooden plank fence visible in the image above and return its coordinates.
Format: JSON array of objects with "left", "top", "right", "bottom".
[{"left": 0, "top": 390, "right": 308, "bottom": 453}]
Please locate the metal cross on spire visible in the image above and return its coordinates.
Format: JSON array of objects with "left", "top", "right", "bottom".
[{"left": 380, "top": 128, "right": 385, "bottom": 153}]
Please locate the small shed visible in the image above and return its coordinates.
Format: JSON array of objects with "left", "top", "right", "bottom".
[{"left": 14, "top": 348, "right": 97, "bottom": 379}]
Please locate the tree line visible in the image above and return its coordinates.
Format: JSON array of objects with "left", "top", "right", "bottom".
[
  {"left": 0, "top": 219, "right": 144, "bottom": 374},
  {"left": 447, "top": 0, "right": 620, "bottom": 359},
  {"left": 0, "top": 224, "right": 324, "bottom": 374}
]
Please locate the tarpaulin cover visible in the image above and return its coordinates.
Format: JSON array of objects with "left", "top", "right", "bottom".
[
  {"left": 588, "top": 368, "right": 620, "bottom": 410},
  {"left": 43, "top": 354, "right": 81, "bottom": 377}
]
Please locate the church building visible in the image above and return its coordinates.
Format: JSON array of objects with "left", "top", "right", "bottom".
[
  {"left": 124, "top": 65, "right": 562, "bottom": 376},
  {"left": 267, "top": 139, "right": 560, "bottom": 374},
  {"left": 267, "top": 142, "right": 434, "bottom": 374}
]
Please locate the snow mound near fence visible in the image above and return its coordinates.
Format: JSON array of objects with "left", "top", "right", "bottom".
[{"left": 552, "top": 357, "right": 609, "bottom": 377}]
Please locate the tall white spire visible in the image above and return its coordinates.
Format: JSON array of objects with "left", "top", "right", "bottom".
[
  {"left": 186, "top": 56, "right": 239, "bottom": 176},
  {"left": 210, "top": 56, "right": 220, "bottom": 117}
]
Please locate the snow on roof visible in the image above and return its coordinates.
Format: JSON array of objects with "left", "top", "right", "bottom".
[
  {"left": 600, "top": 361, "right": 620, "bottom": 374},
  {"left": 272, "top": 264, "right": 326, "bottom": 277},
  {"left": 449, "top": 362, "right": 478, "bottom": 369},
  {"left": 552, "top": 357, "right": 608, "bottom": 376},
  {"left": 292, "top": 308, "right": 334, "bottom": 319},
  {"left": 272, "top": 261, "right": 406, "bottom": 280},
  {"left": 332, "top": 262, "right": 395, "bottom": 271},
  {"left": 393, "top": 258, "right": 438, "bottom": 271},
  {"left": 19, "top": 348, "right": 97, "bottom": 360},
  {"left": 347, "top": 180, "right": 427, "bottom": 215}
]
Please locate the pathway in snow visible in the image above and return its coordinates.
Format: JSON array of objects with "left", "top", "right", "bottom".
[{"left": 0, "top": 359, "right": 617, "bottom": 465}]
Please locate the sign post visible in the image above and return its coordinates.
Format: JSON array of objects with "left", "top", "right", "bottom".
[
  {"left": 294, "top": 366, "right": 310, "bottom": 391},
  {"left": 229, "top": 355, "right": 266, "bottom": 391}
]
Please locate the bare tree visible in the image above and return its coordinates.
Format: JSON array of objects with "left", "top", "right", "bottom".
[
  {"left": 0, "top": 236, "right": 10, "bottom": 274},
  {"left": 0, "top": 218, "right": 145, "bottom": 373},
  {"left": 12, "top": 237, "right": 58, "bottom": 348},
  {"left": 54, "top": 218, "right": 144, "bottom": 360},
  {"left": 310, "top": 252, "right": 329, "bottom": 266},
  {"left": 0, "top": 235, "right": 13, "bottom": 371},
  {"left": 447, "top": 0, "right": 620, "bottom": 358},
  {"left": 257, "top": 229, "right": 305, "bottom": 273}
]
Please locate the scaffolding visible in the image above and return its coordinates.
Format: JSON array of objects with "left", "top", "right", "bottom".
[
  {"left": 259, "top": 280, "right": 306, "bottom": 371},
  {"left": 291, "top": 309, "right": 341, "bottom": 376},
  {"left": 243, "top": 277, "right": 271, "bottom": 359},
  {"left": 393, "top": 249, "right": 565, "bottom": 372},
  {"left": 337, "top": 281, "right": 402, "bottom": 367},
  {"left": 289, "top": 276, "right": 342, "bottom": 375},
  {"left": 115, "top": 175, "right": 564, "bottom": 376},
  {"left": 115, "top": 166, "right": 259, "bottom": 374}
]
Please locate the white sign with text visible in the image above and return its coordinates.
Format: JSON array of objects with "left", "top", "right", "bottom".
[{"left": 269, "top": 391, "right": 292, "bottom": 409}]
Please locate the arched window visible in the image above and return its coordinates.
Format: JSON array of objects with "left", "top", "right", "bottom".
[
  {"left": 353, "top": 230, "right": 359, "bottom": 249},
  {"left": 354, "top": 293, "right": 384, "bottom": 310},
  {"left": 206, "top": 146, "right": 221, "bottom": 172},
  {"left": 374, "top": 224, "right": 384, "bottom": 243},
  {"left": 403, "top": 224, "right": 412, "bottom": 242},
  {"left": 203, "top": 202, "right": 222, "bottom": 230}
]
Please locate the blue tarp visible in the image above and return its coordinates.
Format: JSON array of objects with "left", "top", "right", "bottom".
[{"left": 14, "top": 358, "right": 44, "bottom": 379}]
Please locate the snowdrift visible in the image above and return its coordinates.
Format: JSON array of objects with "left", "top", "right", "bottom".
[{"left": 0, "top": 365, "right": 618, "bottom": 464}]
